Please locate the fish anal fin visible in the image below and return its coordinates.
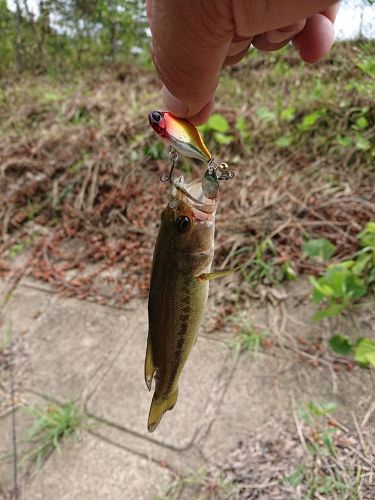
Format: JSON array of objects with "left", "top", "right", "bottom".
[
  {"left": 196, "top": 267, "right": 240, "bottom": 281},
  {"left": 144, "top": 336, "right": 156, "bottom": 392},
  {"left": 147, "top": 389, "right": 178, "bottom": 433}
]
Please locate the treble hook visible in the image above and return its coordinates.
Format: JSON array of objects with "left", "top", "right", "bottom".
[
  {"left": 160, "top": 148, "right": 179, "bottom": 183},
  {"left": 207, "top": 158, "right": 235, "bottom": 181}
]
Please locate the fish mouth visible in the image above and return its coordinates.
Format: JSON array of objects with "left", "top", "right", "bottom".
[{"left": 173, "top": 170, "right": 219, "bottom": 214}]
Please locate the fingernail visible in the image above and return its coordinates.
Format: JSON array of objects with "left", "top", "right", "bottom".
[{"left": 162, "top": 86, "right": 189, "bottom": 117}]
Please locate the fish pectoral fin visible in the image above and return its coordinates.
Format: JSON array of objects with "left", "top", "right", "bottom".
[
  {"left": 148, "top": 389, "right": 179, "bottom": 433},
  {"left": 144, "top": 337, "right": 156, "bottom": 392},
  {"left": 196, "top": 267, "right": 240, "bottom": 281}
]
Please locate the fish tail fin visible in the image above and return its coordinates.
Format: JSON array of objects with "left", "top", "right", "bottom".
[
  {"left": 147, "top": 389, "right": 178, "bottom": 433},
  {"left": 144, "top": 336, "right": 156, "bottom": 391}
]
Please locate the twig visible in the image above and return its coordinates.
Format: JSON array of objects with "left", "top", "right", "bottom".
[
  {"left": 10, "top": 350, "right": 18, "bottom": 500},
  {"left": 352, "top": 411, "right": 368, "bottom": 455},
  {"left": 361, "top": 401, "right": 375, "bottom": 428},
  {"left": 290, "top": 391, "right": 310, "bottom": 456}
]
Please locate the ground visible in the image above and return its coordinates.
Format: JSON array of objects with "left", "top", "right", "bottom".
[
  {"left": 0, "top": 41, "right": 374, "bottom": 499},
  {"left": 0, "top": 273, "right": 374, "bottom": 499}
]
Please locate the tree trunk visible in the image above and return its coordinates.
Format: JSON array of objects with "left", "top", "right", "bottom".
[{"left": 14, "top": 0, "right": 24, "bottom": 72}]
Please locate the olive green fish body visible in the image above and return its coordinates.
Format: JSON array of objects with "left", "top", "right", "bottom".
[{"left": 145, "top": 172, "right": 219, "bottom": 432}]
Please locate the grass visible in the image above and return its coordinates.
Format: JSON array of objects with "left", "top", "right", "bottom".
[
  {"left": 158, "top": 469, "right": 239, "bottom": 500},
  {"left": 160, "top": 399, "right": 374, "bottom": 499},
  {"left": 0, "top": 41, "right": 374, "bottom": 305},
  {"left": 21, "top": 401, "right": 88, "bottom": 470},
  {"left": 228, "top": 315, "right": 270, "bottom": 354},
  {"left": 0, "top": 323, "right": 12, "bottom": 352}
]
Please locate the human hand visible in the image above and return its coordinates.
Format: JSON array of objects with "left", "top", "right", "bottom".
[{"left": 147, "top": 0, "right": 340, "bottom": 124}]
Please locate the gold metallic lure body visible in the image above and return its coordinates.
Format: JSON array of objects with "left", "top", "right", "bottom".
[
  {"left": 145, "top": 170, "right": 219, "bottom": 432},
  {"left": 148, "top": 111, "right": 211, "bottom": 162}
]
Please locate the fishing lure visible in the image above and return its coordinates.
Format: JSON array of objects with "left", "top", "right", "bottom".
[{"left": 148, "top": 111, "right": 234, "bottom": 181}]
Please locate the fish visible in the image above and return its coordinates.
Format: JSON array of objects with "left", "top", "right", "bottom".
[
  {"left": 145, "top": 168, "right": 231, "bottom": 432},
  {"left": 148, "top": 110, "right": 212, "bottom": 163}
]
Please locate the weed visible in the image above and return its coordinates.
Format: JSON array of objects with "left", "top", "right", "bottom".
[
  {"left": 145, "top": 139, "right": 164, "bottom": 161},
  {"left": 8, "top": 239, "right": 32, "bottom": 259},
  {"left": 199, "top": 113, "right": 234, "bottom": 147},
  {"left": 159, "top": 469, "right": 239, "bottom": 500},
  {"left": 302, "top": 238, "right": 336, "bottom": 262},
  {"left": 228, "top": 316, "right": 270, "bottom": 354},
  {"left": 0, "top": 323, "right": 12, "bottom": 352},
  {"left": 285, "top": 401, "right": 355, "bottom": 496},
  {"left": 329, "top": 334, "right": 375, "bottom": 369},
  {"left": 285, "top": 465, "right": 348, "bottom": 498},
  {"left": 239, "top": 238, "right": 296, "bottom": 287},
  {"left": 309, "top": 222, "right": 375, "bottom": 321},
  {"left": 22, "top": 401, "right": 87, "bottom": 470},
  {"left": 298, "top": 401, "right": 337, "bottom": 425},
  {"left": 310, "top": 262, "right": 367, "bottom": 320}
]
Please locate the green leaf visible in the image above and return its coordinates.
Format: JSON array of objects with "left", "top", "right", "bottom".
[
  {"left": 206, "top": 114, "right": 229, "bottom": 133},
  {"left": 235, "top": 116, "right": 249, "bottom": 139},
  {"left": 354, "top": 338, "right": 375, "bottom": 367},
  {"left": 355, "top": 136, "right": 371, "bottom": 151},
  {"left": 310, "top": 276, "right": 334, "bottom": 303},
  {"left": 306, "top": 401, "right": 337, "bottom": 417},
  {"left": 303, "top": 238, "right": 336, "bottom": 261},
  {"left": 336, "top": 135, "right": 352, "bottom": 147},
  {"left": 299, "top": 108, "right": 326, "bottom": 132},
  {"left": 329, "top": 335, "right": 353, "bottom": 355},
  {"left": 214, "top": 132, "right": 234, "bottom": 145},
  {"left": 44, "top": 92, "right": 62, "bottom": 102},
  {"left": 280, "top": 106, "right": 296, "bottom": 121},
  {"left": 275, "top": 136, "right": 293, "bottom": 148},
  {"left": 256, "top": 107, "right": 276, "bottom": 122},
  {"left": 285, "top": 466, "right": 304, "bottom": 487},
  {"left": 352, "top": 253, "right": 371, "bottom": 276},
  {"left": 312, "top": 303, "right": 345, "bottom": 321},
  {"left": 358, "top": 59, "right": 375, "bottom": 78},
  {"left": 282, "top": 261, "right": 297, "bottom": 281},
  {"left": 358, "top": 222, "right": 375, "bottom": 248},
  {"left": 345, "top": 273, "right": 367, "bottom": 299},
  {"left": 352, "top": 116, "right": 369, "bottom": 130}
]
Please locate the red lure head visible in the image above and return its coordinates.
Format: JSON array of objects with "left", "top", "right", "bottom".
[{"left": 148, "top": 110, "right": 166, "bottom": 136}]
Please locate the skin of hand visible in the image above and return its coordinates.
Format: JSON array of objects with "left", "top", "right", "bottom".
[{"left": 146, "top": 0, "right": 340, "bottom": 124}]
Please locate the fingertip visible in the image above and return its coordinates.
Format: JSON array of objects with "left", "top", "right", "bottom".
[
  {"left": 162, "top": 86, "right": 214, "bottom": 125},
  {"left": 162, "top": 86, "right": 189, "bottom": 117},
  {"left": 188, "top": 99, "right": 215, "bottom": 126},
  {"left": 293, "top": 13, "right": 334, "bottom": 63}
]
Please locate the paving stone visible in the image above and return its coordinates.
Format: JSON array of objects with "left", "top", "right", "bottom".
[
  {"left": 0, "top": 393, "right": 46, "bottom": 499},
  {"left": 86, "top": 316, "right": 235, "bottom": 450},
  {"left": 25, "top": 297, "right": 133, "bottom": 401},
  {"left": 24, "top": 433, "right": 171, "bottom": 500},
  {"left": 0, "top": 413, "right": 15, "bottom": 498},
  {"left": 1, "top": 287, "right": 54, "bottom": 415},
  {"left": 0, "top": 286, "right": 54, "bottom": 339},
  {"left": 201, "top": 351, "right": 374, "bottom": 463}
]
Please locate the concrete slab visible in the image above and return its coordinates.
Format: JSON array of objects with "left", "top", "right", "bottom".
[
  {"left": 24, "top": 296, "right": 134, "bottom": 401},
  {"left": 0, "top": 287, "right": 54, "bottom": 414},
  {"left": 1, "top": 285, "right": 54, "bottom": 333},
  {"left": 24, "top": 432, "right": 171, "bottom": 500},
  {"left": 201, "top": 351, "right": 374, "bottom": 463},
  {"left": 86, "top": 317, "right": 236, "bottom": 450},
  {"left": 0, "top": 393, "right": 46, "bottom": 499}
]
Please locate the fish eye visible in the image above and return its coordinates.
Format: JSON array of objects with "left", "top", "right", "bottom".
[
  {"left": 151, "top": 111, "right": 162, "bottom": 123},
  {"left": 175, "top": 216, "right": 191, "bottom": 233}
]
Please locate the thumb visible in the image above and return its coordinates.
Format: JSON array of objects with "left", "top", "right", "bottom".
[{"left": 149, "top": 0, "right": 234, "bottom": 123}]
